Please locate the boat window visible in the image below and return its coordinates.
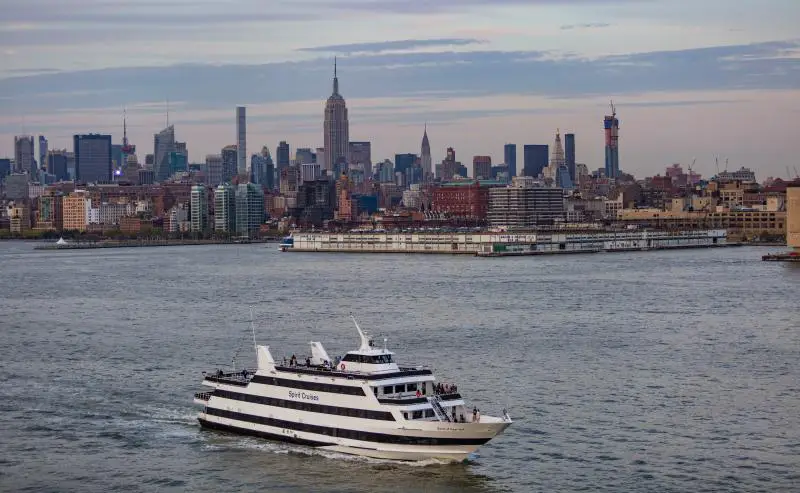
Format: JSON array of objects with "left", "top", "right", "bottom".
[
  {"left": 373, "top": 387, "right": 378, "bottom": 396},
  {"left": 406, "top": 383, "right": 417, "bottom": 392},
  {"left": 341, "top": 353, "right": 393, "bottom": 364},
  {"left": 412, "top": 410, "right": 423, "bottom": 419},
  {"left": 394, "top": 385, "right": 404, "bottom": 394},
  {"left": 384, "top": 386, "right": 392, "bottom": 394},
  {"left": 403, "top": 412, "right": 408, "bottom": 420},
  {"left": 424, "top": 409, "right": 435, "bottom": 418}
]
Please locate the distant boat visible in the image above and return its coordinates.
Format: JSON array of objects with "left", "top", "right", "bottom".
[{"left": 55, "top": 237, "right": 68, "bottom": 246}]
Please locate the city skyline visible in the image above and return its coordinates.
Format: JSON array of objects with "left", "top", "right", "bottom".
[{"left": 1, "top": 0, "right": 799, "bottom": 178}]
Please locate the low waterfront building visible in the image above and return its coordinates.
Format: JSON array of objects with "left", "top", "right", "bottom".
[
  {"left": 787, "top": 183, "right": 800, "bottom": 252},
  {"left": 617, "top": 208, "right": 786, "bottom": 240},
  {"left": 432, "top": 180, "right": 504, "bottom": 219}
]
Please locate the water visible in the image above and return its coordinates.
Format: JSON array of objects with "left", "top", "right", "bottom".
[{"left": 1, "top": 242, "right": 799, "bottom": 492}]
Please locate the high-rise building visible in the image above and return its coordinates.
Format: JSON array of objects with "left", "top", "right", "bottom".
[
  {"left": 295, "top": 148, "right": 315, "bottom": 165},
  {"left": 236, "top": 106, "right": 247, "bottom": 177},
  {"left": 301, "top": 163, "right": 321, "bottom": 182},
  {"left": 205, "top": 154, "right": 223, "bottom": 187},
  {"left": 523, "top": 145, "right": 548, "bottom": 178},
  {"left": 38, "top": 136, "right": 48, "bottom": 176},
  {"left": 153, "top": 125, "right": 176, "bottom": 182},
  {"left": 190, "top": 185, "right": 208, "bottom": 233},
  {"left": 277, "top": 141, "right": 290, "bottom": 171},
  {"left": 394, "top": 154, "right": 417, "bottom": 178},
  {"left": 604, "top": 103, "right": 620, "bottom": 178},
  {"left": 47, "top": 150, "right": 69, "bottom": 181},
  {"left": 14, "top": 136, "right": 35, "bottom": 174},
  {"left": 214, "top": 183, "right": 236, "bottom": 233},
  {"left": 564, "top": 133, "right": 576, "bottom": 181},
  {"left": 488, "top": 178, "right": 565, "bottom": 229},
  {"left": 421, "top": 125, "right": 432, "bottom": 181},
  {"left": 0, "top": 158, "right": 11, "bottom": 182},
  {"left": 74, "top": 134, "right": 112, "bottom": 183},
  {"left": 315, "top": 147, "right": 326, "bottom": 172},
  {"left": 504, "top": 144, "right": 517, "bottom": 178},
  {"left": 473, "top": 156, "right": 492, "bottom": 180},
  {"left": 349, "top": 141, "right": 372, "bottom": 177},
  {"left": 323, "top": 59, "right": 349, "bottom": 171},
  {"left": 261, "top": 147, "right": 275, "bottom": 190},
  {"left": 235, "top": 182, "right": 264, "bottom": 238},
  {"left": 221, "top": 145, "right": 237, "bottom": 183}
]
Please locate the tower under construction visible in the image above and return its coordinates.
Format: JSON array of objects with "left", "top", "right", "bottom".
[{"left": 604, "top": 101, "right": 620, "bottom": 178}]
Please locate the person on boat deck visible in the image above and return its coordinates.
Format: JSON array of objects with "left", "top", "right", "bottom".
[
  {"left": 305, "top": 357, "right": 311, "bottom": 367},
  {"left": 472, "top": 406, "right": 477, "bottom": 421},
  {"left": 460, "top": 414, "right": 465, "bottom": 423},
  {"left": 290, "top": 354, "right": 296, "bottom": 366}
]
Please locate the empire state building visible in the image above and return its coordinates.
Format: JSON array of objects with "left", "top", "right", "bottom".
[{"left": 323, "top": 59, "right": 349, "bottom": 173}]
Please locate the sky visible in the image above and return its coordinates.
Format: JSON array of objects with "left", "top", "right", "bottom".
[{"left": 1, "top": 0, "right": 799, "bottom": 179}]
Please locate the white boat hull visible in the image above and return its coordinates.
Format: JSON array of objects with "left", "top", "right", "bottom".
[{"left": 198, "top": 411, "right": 510, "bottom": 462}]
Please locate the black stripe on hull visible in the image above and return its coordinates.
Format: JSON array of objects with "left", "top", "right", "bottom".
[
  {"left": 198, "top": 418, "right": 330, "bottom": 447},
  {"left": 212, "top": 389, "right": 395, "bottom": 421},
  {"left": 202, "top": 407, "right": 491, "bottom": 446},
  {"left": 250, "top": 375, "right": 366, "bottom": 396}
]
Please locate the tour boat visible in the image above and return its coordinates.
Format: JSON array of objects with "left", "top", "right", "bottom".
[{"left": 193, "top": 317, "right": 512, "bottom": 461}]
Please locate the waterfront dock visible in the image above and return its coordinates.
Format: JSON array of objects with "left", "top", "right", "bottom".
[
  {"left": 762, "top": 252, "right": 800, "bottom": 262},
  {"left": 282, "top": 229, "right": 729, "bottom": 257},
  {"left": 35, "top": 238, "right": 278, "bottom": 251}
]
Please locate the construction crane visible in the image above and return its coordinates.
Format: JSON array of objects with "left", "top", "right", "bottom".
[
  {"left": 715, "top": 156, "right": 720, "bottom": 175},
  {"left": 610, "top": 100, "right": 616, "bottom": 118},
  {"left": 688, "top": 158, "right": 696, "bottom": 186}
]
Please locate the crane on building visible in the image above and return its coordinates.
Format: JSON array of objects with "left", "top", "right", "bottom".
[{"left": 610, "top": 100, "right": 616, "bottom": 118}]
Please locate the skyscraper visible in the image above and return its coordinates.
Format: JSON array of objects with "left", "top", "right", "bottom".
[
  {"left": 473, "top": 156, "right": 492, "bottom": 180},
  {"left": 153, "top": 125, "right": 176, "bottom": 183},
  {"left": 349, "top": 141, "right": 372, "bottom": 176},
  {"left": 323, "top": 59, "right": 349, "bottom": 172},
  {"left": 604, "top": 102, "right": 620, "bottom": 178},
  {"left": 236, "top": 106, "right": 247, "bottom": 177},
  {"left": 551, "top": 131, "right": 565, "bottom": 167},
  {"left": 523, "top": 145, "right": 548, "bottom": 178},
  {"left": 14, "top": 136, "right": 34, "bottom": 174},
  {"left": 421, "top": 125, "right": 432, "bottom": 181},
  {"left": 47, "top": 150, "right": 69, "bottom": 181},
  {"left": 504, "top": 144, "right": 517, "bottom": 178},
  {"left": 38, "top": 136, "right": 48, "bottom": 176},
  {"left": 221, "top": 145, "right": 237, "bottom": 183},
  {"left": 564, "top": 133, "right": 576, "bottom": 181},
  {"left": 74, "top": 134, "right": 112, "bottom": 183},
  {"left": 277, "top": 141, "right": 290, "bottom": 171}
]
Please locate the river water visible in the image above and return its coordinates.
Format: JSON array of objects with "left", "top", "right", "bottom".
[{"left": 0, "top": 242, "right": 798, "bottom": 492}]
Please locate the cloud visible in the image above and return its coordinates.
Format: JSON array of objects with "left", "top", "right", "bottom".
[
  {"left": 0, "top": 40, "right": 798, "bottom": 115},
  {"left": 298, "top": 38, "right": 485, "bottom": 54},
  {"left": 560, "top": 23, "right": 612, "bottom": 30},
  {"left": 298, "top": 0, "right": 633, "bottom": 15}
]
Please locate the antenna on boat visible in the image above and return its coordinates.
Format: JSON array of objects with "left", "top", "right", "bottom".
[
  {"left": 250, "top": 306, "right": 257, "bottom": 352},
  {"left": 350, "top": 313, "right": 371, "bottom": 351}
]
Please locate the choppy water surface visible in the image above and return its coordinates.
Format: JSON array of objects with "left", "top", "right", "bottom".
[{"left": 1, "top": 242, "right": 799, "bottom": 492}]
